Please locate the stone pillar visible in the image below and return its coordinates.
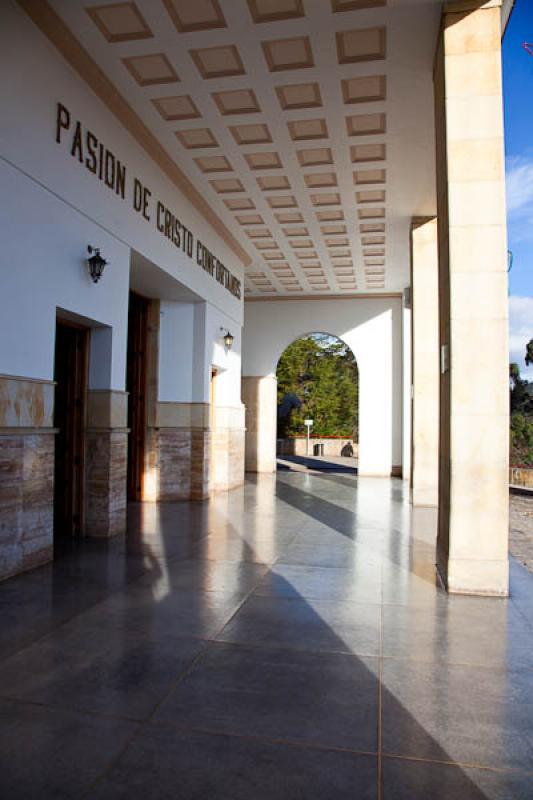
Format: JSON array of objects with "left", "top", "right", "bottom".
[
  {"left": 435, "top": 2, "right": 509, "bottom": 594},
  {"left": 0, "top": 375, "right": 55, "bottom": 578},
  {"left": 402, "top": 288, "right": 412, "bottom": 482},
  {"left": 242, "top": 376, "right": 277, "bottom": 473},
  {"left": 410, "top": 218, "right": 439, "bottom": 507},
  {"left": 85, "top": 390, "right": 128, "bottom": 538},
  {"left": 211, "top": 405, "right": 246, "bottom": 492}
]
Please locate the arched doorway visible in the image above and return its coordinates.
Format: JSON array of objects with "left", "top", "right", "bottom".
[{"left": 276, "top": 333, "right": 358, "bottom": 470}]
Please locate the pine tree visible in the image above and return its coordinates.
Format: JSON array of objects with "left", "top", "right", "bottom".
[{"left": 277, "top": 334, "right": 358, "bottom": 439}]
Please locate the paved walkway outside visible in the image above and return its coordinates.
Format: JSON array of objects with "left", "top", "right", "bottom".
[
  {"left": 0, "top": 473, "right": 532, "bottom": 799},
  {"left": 277, "top": 454, "right": 358, "bottom": 472},
  {"left": 510, "top": 493, "right": 533, "bottom": 575}
]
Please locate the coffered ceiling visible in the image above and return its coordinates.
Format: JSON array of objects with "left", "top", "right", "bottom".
[{"left": 40, "top": 0, "right": 443, "bottom": 297}]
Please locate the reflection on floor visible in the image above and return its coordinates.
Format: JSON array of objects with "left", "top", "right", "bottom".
[{"left": 0, "top": 473, "right": 532, "bottom": 799}]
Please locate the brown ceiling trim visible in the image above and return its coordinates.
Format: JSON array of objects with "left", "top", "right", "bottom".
[
  {"left": 245, "top": 292, "right": 401, "bottom": 302},
  {"left": 17, "top": 0, "right": 252, "bottom": 268}
]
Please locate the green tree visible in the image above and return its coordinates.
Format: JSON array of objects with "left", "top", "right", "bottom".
[{"left": 276, "top": 334, "right": 358, "bottom": 439}]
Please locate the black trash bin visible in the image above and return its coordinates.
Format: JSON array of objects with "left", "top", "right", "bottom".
[{"left": 313, "top": 443, "right": 324, "bottom": 456}]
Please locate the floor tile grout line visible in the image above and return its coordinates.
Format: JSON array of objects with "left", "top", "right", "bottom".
[
  {"left": 3, "top": 690, "right": 533, "bottom": 780},
  {"left": 142, "top": 556, "right": 285, "bottom": 725},
  {"left": 79, "top": 720, "right": 144, "bottom": 800}
]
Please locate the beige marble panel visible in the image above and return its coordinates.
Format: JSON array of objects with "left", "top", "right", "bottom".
[
  {"left": 155, "top": 402, "right": 210, "bottom": 429},
  {"left": 0, "top": 375, "right": 54, "bottom": 428},
  {"left": 87, "top": 390, "right": 128, "bottom": 429},
  {"left": 211, "top": 426, "right": 245, "bottom": 493},
  {"left": 85, "top": 430, "right": 127, "bottom": 537},
  {"left": 0, "top": 433, "right": 54, "bottom": 579}
]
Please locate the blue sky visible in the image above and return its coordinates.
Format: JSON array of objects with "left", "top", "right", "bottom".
[{"left": 503, "top": 0, "right": 533, "bottom": 377}]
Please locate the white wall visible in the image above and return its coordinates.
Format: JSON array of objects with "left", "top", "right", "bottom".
[
  {"left": 0, "top": 158, "right": 130, "bottom": 388},
  {"left": 243, "top": 298, "right": 403, "bottom": 476},
  {"left": 158, "top": 300, "right": 243, "bottom": 406},
  {"left": 0, "top": 1, "right": 244, "bottom": 400},
  {"left": 158, "top": 302, "right": 195, "bottom": 403}
]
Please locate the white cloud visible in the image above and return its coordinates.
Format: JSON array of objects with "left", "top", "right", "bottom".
[
  {"left": 506, "top": 157, "right": 533, "bottom": 214},
  {"left": 509, "top": 295, "right": 533, "bottom": 380}
]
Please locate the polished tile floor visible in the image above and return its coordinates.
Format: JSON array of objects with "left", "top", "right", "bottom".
[{"left": 0, "top": 472, "right": 532, "bottom": 799}]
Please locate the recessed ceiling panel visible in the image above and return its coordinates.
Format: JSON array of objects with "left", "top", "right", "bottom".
[
  {"left": 358, "top": 207, "right": 385, "bottom": 219},
  {"left": 316, "top": 210, "right": 344, "bottom": 222},
  {"left": 275, "top": 212, "right": 304, "bottom": 224},
  {"left": 190, "top": 45, "right": 245, "bottom": 79},
  {"left": 212, "top": 89, "right": 260, "bottom": 115},
  {"left": 351, "top": 143, "right": 387, "bottom": 163},
  {"left": 236, "top": 214, "right": 264, "bottom": 225},
  {"left": 246, "top": 228, "right": 272, "bottom": 238},
  {"left": 194, "top": 155, "right": 233, "bottom": 173},
  {"left": 224, "top": 197, "right": 255, "bottom": 210},
  {"left": 257, "top": 175, "right": 291, "bottom": 191},
  {"left": 262, "top": 37, "right": 314, "bottom": 72},
  {"left": 163, "top": 0, "right": 227, "bottom": 32},
  {"left": 297, "top": 147, "right": 333, "bottom": 167},
  {"left": 347, "top": 113, "right": 386, "bottom": 137},
  {"left": 87, "top": 3, "right": 153, "bottom": 43},
  {"left": 310, "top": 192, "right": 341, "bottom": 206},
  {"left": 175, "top": 127, "right": 218, "bottom": 149},
  {"left": 210, "top": 178, "right": 245, "bottom": 193},
  {"left": 360, "top": 222, "right": 386, "bottom": 233},
  {"left": 354, "top": 169, "right": 386, "bottom": 184},
  {"left": 342, "top": 75, "right": 387, "bottom": 104},
  {"left": 245, "top": 152, "right": 283, "bottom": 170},
  {"left": 122, "top": 53, "right": 178, "bottom": 86},
  {"left": 356, "top": 189, "right": 386, "bottom": 203},
  {"left": 362, "top": 235, "right": 386, "bottom": 245},
  {"left": 336, "top": 27, "right": 386, "bottom": 64},
  {"left": 304, "top": 172, "right": 337, "bottom": 188},
  {"left": 230, "top": 123, "right": 272, "bottom": 145},
  {"left": 283, "top": 226, "right": 309, "bottom": 236},
  {"left": 152, "top": 95, "right": 200, "bottom": 121},
  {"left": 276, "top": 82, "right": 322, "bottom": 110},
  {"left": 267, "top": 195, "right": 298, "bottom": 208},
  {"left": 288, "top": 118, "right": 328, "bottom": 141},
  {"left": 247, "top": 0, "right": 305, "bottom": 23}
]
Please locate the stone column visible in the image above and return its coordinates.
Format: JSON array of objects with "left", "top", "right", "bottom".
[
  {"left": 435, "top": 2, "right": 509, "bottom": 594},
  {"left": 85, "top": 390, "right": 128, "bottom": 538},
  {"left": 0, "top": 375, "right": 55, "bottom": 578},
  {"left": 402, "top": 288, "right": 412, "bottom": 482},
  {"left": 410, "top": 218, "right": 439, "bottom": 507},
  {"left": 211, "top": 405, "right": 246, "bottom": 492},
  {"left": 242, "top": 376, "right": 278, "bottom": 473}
]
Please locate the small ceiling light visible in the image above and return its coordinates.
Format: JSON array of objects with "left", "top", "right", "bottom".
[
  {"left": 222, "top": 329, "right": 234, "bottom": 350},
  {"left": 87, "top": 246, "right": 108, "bottom": 284}
]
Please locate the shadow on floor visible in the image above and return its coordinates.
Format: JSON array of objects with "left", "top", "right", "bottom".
[{"left": 0, "top": 474, "right": 531, "bottom": 798}]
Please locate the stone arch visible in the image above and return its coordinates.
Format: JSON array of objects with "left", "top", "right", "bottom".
[
  {"left": 242, "top": 297, "right": 403, "bottom": 478},
  {"left": 275, "top": 331, "right": 359, "bottom": 461}
]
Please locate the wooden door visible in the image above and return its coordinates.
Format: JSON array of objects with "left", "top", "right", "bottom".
[
  {"left": 53, "top": 321, "right": 88, "bottom": 539},
  {"left": 126, "top": 292, "right": 149, "bottom": 501}
]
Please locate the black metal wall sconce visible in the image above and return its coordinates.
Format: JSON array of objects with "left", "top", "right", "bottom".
[
  {"left": 221, "top": 328, "right": 234, "bottom": 350},
  {"left": 87, "top": 246, "right": 108, "bottom": 284}
]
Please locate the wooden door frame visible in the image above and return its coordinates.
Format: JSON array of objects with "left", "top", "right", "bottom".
[
  {"left": 53, "top": 317, "right": 89, "bottom": 539},
  {"left": 126, "top": 291, "right": 149, "bottom": 502}
]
